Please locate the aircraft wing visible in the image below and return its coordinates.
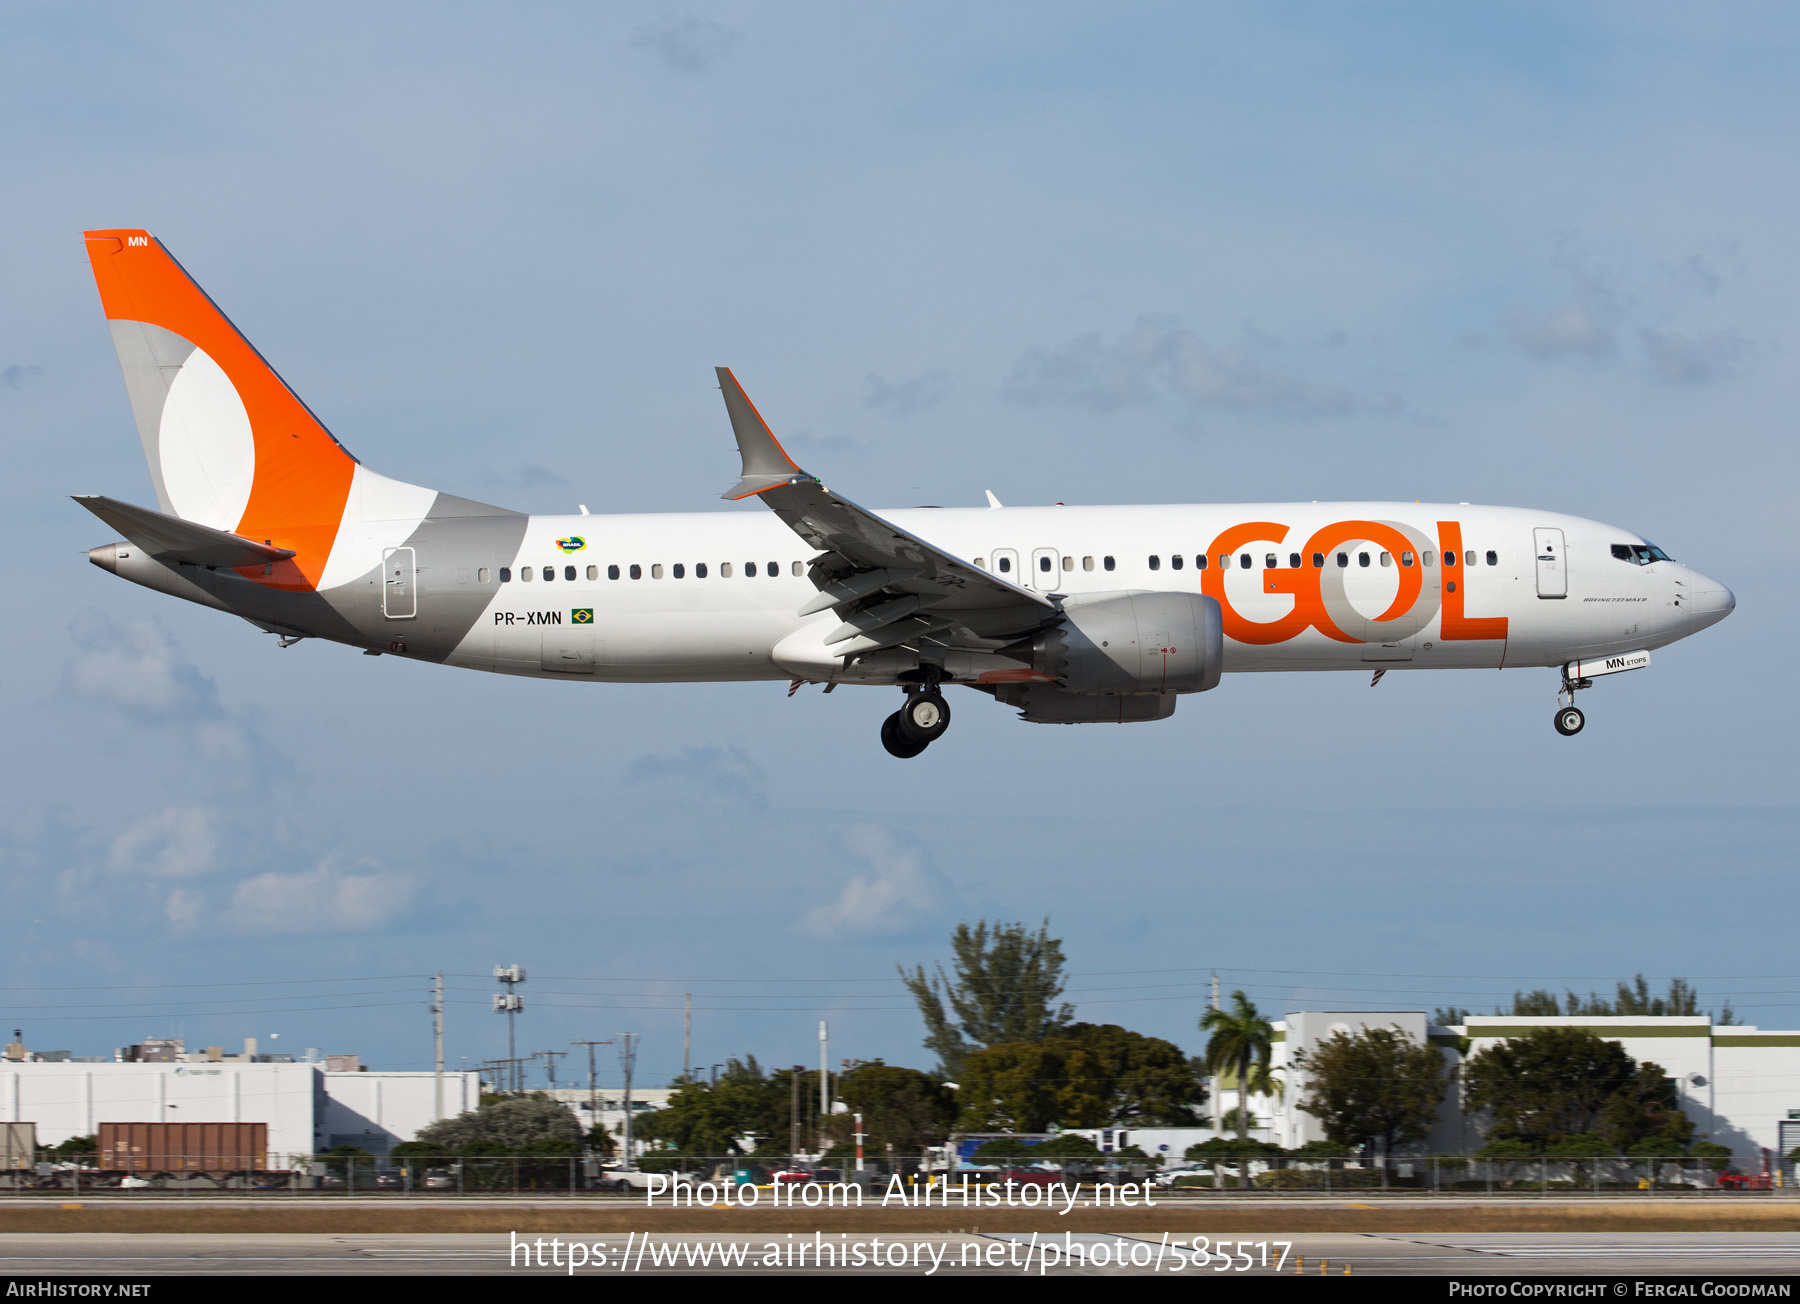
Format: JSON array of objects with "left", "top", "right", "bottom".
[
  {"left": 715, "top": 368, "right": 1055, "bottom": 654},
  {"left": 74, "top": 494, "right": 296, "bottom": 570}
]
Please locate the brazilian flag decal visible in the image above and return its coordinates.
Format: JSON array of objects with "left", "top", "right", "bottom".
[{"left": 571, "top": 609, "right": 594, "bottom": 624}]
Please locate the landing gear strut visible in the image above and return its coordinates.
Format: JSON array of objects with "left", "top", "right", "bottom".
[
  {"left": 1553, "top": 669, "right": 1591, "bottom": 737},
  {"left": 881, "top": 685, "right": 952, "bottom": 758}
]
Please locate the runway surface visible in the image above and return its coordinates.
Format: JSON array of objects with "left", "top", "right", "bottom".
[{"left": 5, "top": 1231, "right": 1800, "bottom": 1275}]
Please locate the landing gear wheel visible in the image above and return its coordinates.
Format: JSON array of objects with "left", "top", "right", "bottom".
[
  {"left": 881, "top": 712, "right": 930, "bottom": 758},
  {"left": 897, "top": 691, "right": 951, "bottom": 745},
  {"left": 1553, "top": 706, "right": 1585, "bottom": 736}
]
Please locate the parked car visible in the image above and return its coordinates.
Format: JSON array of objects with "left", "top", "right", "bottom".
[
  {"left": 602, "top": 1169, "right": 696, "bottom": 1193},
  {"left": 422, "top": 1170, "right": 456, "bottom": 1190}
]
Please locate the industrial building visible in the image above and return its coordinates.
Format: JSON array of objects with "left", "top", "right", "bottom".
[
  {"left": 0, "top": 1043, "right": 480, "bottom": 1162},
  {"left": 1207, "top": 1012, "right": 1800, "bottom": 1173}
]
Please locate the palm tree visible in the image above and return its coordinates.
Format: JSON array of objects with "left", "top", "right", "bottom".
[{"left": 1201, "top": 991, "right": 1275, "bottom": 1142}]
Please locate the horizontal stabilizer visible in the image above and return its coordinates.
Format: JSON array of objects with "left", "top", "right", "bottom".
[{"left": 74, "top": 495, "right": 296, "bottom": 570}]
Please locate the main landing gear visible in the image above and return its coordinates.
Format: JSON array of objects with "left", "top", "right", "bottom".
[
  {"left": 1553, "top": 669, "right": 1591, "bottom": 737},
  {"left": 881, "top": 687, "right": 952, "bottom": 758}
]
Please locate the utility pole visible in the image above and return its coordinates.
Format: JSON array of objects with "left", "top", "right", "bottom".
[
  {"left": 683, "top": 993, "right": 691, "bottom": 1082},
  {"left": 1210, "top": 971, "right": 1221, "bottom": 1138},
  {"left": 432, "top": 973, "right": 445, "bottom": 1123},
  {"left": 790, "top": 1065, "right": 801, "bottom": 1160},
  {"left": 818, "top": 1020, "right": 829, "bottom": 1149},
  {"left": 617, "top": 1034, "right": 638, "bottom": 1168},
  {"left": 538, "top": 1048, "right": 567, "bottom": 1092},
  {"left": 572, "top": 1039, "right": 612, "bottom": 1130},
  {"left": 493, "top": 965, "right": 525, "bottom": 1091}
]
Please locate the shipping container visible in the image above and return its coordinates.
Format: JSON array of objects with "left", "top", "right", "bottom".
[
  {"left": 0, "top": 1122, "right": 34, "bottom": 1169},
  {"left": 98, "top": 1122, "right": 268, "bottom": 1172}
]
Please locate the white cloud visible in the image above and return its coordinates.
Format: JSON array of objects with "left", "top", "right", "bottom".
[
  {"left": 1005, "top": 315, "right": 1373, "bottom": 420},
  {"left": 163, "top": 888, "right": 206, "bottom": 930},
  {"left": 630, "top": 13, "right": 739, "bottom": 75},
  {"left": 222, "top": 858, "right": 415, "bottom": 934},
  {"left": 65, "top": 611, "right": 220, "bottom": 719},
  {"left": 627, "top": 745, "right": 767, "bottom": 810},
  {"left": 108, "top": 807, "right": 216, "bottom": 878},
  {"left": 798, "top": 825, "right": 946, "bottom": 938}
]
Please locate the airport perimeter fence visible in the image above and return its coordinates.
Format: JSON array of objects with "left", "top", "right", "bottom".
[{"left": 0, "top": 1153, "right": 1792, "bottom": 1197}]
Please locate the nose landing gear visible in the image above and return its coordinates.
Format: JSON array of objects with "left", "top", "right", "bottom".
[
  {"left": 880, "top": 687, "right": 952, "bottom": 758},
  {"left": 1553, "top": 668, "right": 1592, "bottom": 737}
]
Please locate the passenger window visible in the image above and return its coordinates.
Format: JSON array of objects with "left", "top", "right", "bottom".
[
  {"left": 521, "top": 567, "right": 533, "bottom": 582},
  {"left": 1465, "top": 550, "right": 1476, "bottom": 566},
  {"left": 1336, "top": 552, "right": 1348, "bottom": 568},
  {"left": 768, "top": 561, "right": 778, "bottom": 577},
  {"left": 1379, "top": 552, "right": 1391, "bottom": 567},
  {"left": 652, "top": 564, "right": 664, "bottom": 579},
  {"left": 974, "top": 557, "right": 986, "bottom": 569},
  {"left": 1265, "top": 553, "right": 1277, "bottom": 569},
  {"left": 1104, "top": 556, "right": 1116, "bottom": 571},
  {"left": 696, "top": 563, "right": 708, "bottom": 578},
  {"left": 720, "top": 562, "right": 732, "bottom": 578},
  {"left": 586, "top": 565, "right": 598, "bottom": 580},
  {"left": 1311, "top": 553, "right": 1324, "bottom": 568},
  {"left": 564, "top": 565, "right": 576, "bottom": 581},
  {"left": 1148, "top": 555, "right": 1161, "bottom": 571},
  {"left": 998, "top": 556, "right": 1011, "bottom": 573},
  {"left": 1062, "top": 555, "right": 1074, "bottom": 571},
  {"left": 1486, "top": 551, "right": 1498, "bottom": 566},
  {"left": 1289, "top": 553, "right": 1301, "bottom": 569},
  {"left": 1443, "top": 549, "right": 1457, "bottom": 567},
  {"left": 478, "top": 567, "right": 490, "bottom": 583},
  {"left": 673, "top": 563, "right": 685, "bottom": 579},
  {"left": 608, "top": 564, "right": 620, "bottom": 580},
  {"left": 542, "top": 566, "right": 554, "bottom": 582},
  {"left": 1422, "top": 550, "right": 1435, "bottom": 566},
  {"left": 1358, "top": 552, "right": 1370, "bottom": 567},
  {"left": 746, "top": 562, "right": 757, "bottom": 577},
  {"left": 1195, "top": 555, "right": 1208, "bottom": 570},
  {"left": 1239, "top": 554, "right": 1252, "bottom": 569},
  {"left": 1401, "top": 552, "right": 1414, "bottom": 567},
  {"left": 1170, "top": 554, "right": 1183, "bottom": 570},
  {"left": 1040, "top": 555, "right": 1053, "bottom": 572},
  {"left": 792, "top": 561, "right": 803, "bottom": 577},
  {"left": 1082, "top": 556, "right": 1095, "bottom": 571},
  {"left": 629, "top": 564, "right": 642, "bottom": 580},
  {"left": 499, "top": 567, "right": 511, "bottom": 582}
]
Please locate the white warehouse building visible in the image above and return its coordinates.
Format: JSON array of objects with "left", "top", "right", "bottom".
[
  {"left": 1210, "top": 1013, "right": 1800, "bottom": 1173},
  {"left": 0, "top": 1062, "right": 481, "bottom": 1162}
]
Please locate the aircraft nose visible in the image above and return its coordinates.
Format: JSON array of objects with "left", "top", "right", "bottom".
[{"left": 1687, "top": 573, "right": 1735, "bottom": 631}]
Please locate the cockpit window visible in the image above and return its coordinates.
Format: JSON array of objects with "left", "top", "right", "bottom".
[{"left": 1612, "top": 542, "right": 1674, "bottom": 566}]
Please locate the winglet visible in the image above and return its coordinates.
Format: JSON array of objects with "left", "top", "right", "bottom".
[{"left": 716, "top": 367, "right": 811, "bottom": 500}]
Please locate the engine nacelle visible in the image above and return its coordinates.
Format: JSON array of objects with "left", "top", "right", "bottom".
[{"left": 1033, "top": 590, "right": 1223, "bottom": 695}]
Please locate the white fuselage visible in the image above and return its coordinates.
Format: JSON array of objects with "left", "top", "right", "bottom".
[{"left": 423, "top": 502, "right": 1731, "bottom": 684}]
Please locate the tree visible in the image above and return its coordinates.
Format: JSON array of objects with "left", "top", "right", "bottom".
[
  {"left": 1294, "top": 1026, "right": 1449, "bottom": 1155},
  {"left": 900, "top": 919, "right": 1073, "bottom": 1078},
  {"left": 955, "top": 1023, "right": 1205, "bottom": 1132},
  {"left": 413, "top": 1092, "right": 583, "bottom": 1153},
  {"left": 1200, "top": 991, "right": 1274, "bottom": 1141},
  {"left": 635, "top": 1057, "right": 788, "bottom": 1158},
  {"left": 1504, "top": 974, "right": 1734, "bottom": 1023},
  {"left": 833, "top": 1062, "right": 956, "bottom": 1154},
  {"left": 1462, "top": 1027, "right": 1693, "bottom": 1153}
]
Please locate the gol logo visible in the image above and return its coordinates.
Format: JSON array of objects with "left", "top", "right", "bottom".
[
  {"left": 1202, "top": 519, "right": 1508, "bottom": 645},
  {"left": 556, "top": 536, "right": 586, "bottom": 553}
]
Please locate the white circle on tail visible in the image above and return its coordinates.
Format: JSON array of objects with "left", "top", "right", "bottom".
[{"left": 158, "top": 344, "right": 255, "bottom": 530}]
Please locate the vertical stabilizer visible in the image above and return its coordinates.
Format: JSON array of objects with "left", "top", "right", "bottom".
[{"left": 83, "top": 229, "right": 359, "bottom": 589}]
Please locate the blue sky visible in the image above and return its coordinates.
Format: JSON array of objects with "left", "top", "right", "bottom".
[{"left": 2, "top": 3, "right": 1795, "bottom": 1089}]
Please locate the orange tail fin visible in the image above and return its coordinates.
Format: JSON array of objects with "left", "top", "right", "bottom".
[{"left": 84, "top": 229, "right": 357, "bottom": 589}]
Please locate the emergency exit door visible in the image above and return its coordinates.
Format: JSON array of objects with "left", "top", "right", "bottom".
[{"left": 1533, "top": 528, "right": 1567, "bottom": 599}]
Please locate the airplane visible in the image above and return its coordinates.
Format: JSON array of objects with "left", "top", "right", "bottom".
[{"left": 76, "top": 229, "right": 1736, "bottom": 757}]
